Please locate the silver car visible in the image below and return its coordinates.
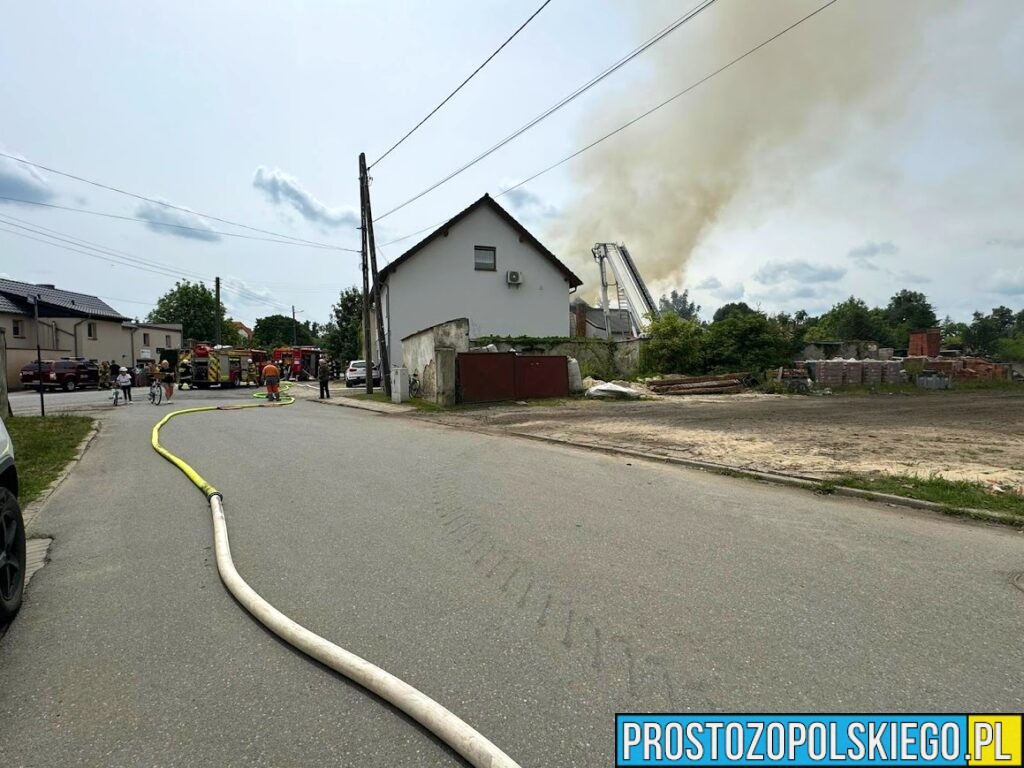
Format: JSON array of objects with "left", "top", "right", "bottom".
[{"left": 0, "top": 418, "right": 25, "bottom": 623}]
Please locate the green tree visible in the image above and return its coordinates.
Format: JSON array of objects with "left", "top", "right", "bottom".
[
  {"left": 147, "top": 280, "right": 241, "bottom": 344},
  {"left": 885, "top": 289, "right": 937, "bottom": 329},
  {"left": 712, "top": 302, "right": 755, "bottom": 323},
  {"left": 641, "top": 313, "right": 705, "bottom": 375},
  {"left": 705, "top": 310, "right": 792, "bottom": 372},
  {"left": 805, "top": 297, "right": 890, "bottom": 344},
  {"left": 252, "top": 314, "right": 318, "bottom": 349},
  {"left": 321, "top": 287, "right": 363, "bottom": 362},
  {"left": 658, "top": 289, "right": 700, "bottom": 320}
]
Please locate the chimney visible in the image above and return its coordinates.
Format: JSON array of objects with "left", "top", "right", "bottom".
[{"left": 574, "top": 301, "right": 588, "bottom": 338}]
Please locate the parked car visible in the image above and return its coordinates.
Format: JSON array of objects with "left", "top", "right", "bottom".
[
  {"left": 19, "top": 358, "right": 100, "bottom": 392},
  {"left": 344, "top": 359, "right": 381, "bottom": 388},
  {"left": 0, "top": 417, "right": 25, "bottom": 623}
]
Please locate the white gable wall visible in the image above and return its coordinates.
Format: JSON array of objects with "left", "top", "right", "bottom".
[{"left": 382, "top": 205, "right": 574, "bottom": 366}]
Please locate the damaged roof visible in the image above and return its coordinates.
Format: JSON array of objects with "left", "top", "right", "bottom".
[{"left": 379, "top": 194, "right": 583, "bottom": 288}]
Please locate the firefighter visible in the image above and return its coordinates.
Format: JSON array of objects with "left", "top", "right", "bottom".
[
  {"left": 262, "top": 360, "right": 281, "bottom": 402},
  {"left": 247, "top": 358, "right": 258, "bottom": 387},
  {"left": 178, "top": 357, "right": 193, "bottom": 390}
]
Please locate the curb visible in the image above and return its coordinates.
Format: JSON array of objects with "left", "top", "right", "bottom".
[
  {"left": 305, "top": 395, "right": 415, "bottom": 415},
  {"left": 485, "top": 427, "right": 1023, "bottom": 529},
  {"left": 23, "top": 421, "right": 100, "bottom": 533}
]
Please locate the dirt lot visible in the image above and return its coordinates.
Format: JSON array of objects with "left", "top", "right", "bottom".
[{"left": 425, "top": 390, "right": 1024, "bottom": 489}]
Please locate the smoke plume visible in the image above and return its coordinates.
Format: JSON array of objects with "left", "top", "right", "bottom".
[{"left": 545, "top": 0, "right": 1007, "bottom": 298}]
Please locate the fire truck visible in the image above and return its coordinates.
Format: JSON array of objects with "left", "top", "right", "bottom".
[
  {"left": 181, "top": 345, "right": 257, "bottom": 388},
  {"left": 272, "top": 346, "right": 323, "bottom": 381}
]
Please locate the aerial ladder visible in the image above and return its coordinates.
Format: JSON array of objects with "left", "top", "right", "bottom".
[{"left": 591, "top": 243, "right": 659, "bottom": 337}]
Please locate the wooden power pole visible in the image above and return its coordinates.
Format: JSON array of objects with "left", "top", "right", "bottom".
[
  {"left": 214, "top": 276, "right": 222, "bottom": 346},
  {"left": 358, "top": 157, "right": 374, "bottom": 395},
  {"left": 359, "top": 153, "right": 391, "bottom": 396}
]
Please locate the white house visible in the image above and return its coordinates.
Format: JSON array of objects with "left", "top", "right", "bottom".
[{"left": 375, "top": 194, "right": 582, "bottom": 366}]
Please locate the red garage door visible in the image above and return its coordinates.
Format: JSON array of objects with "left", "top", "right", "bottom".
[
  {"left": 514, "top": 355, "right": 569, "bottom": 399},
  {"left": 457, "top": 352, "right": 516, "bottom": 403},
  {"left": 456, "top": 353, "right": 568, "bottom": 403}
]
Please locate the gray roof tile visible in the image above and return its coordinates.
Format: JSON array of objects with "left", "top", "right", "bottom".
[{"left": 0, "top": 278, "right": 127, "bottom": 320}]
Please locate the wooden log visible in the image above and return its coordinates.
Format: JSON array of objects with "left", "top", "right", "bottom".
[
  {"left": 647, "top": 373, "right": 748, "bottom": 388},
  {"left": 658, "top": 384, "right": 743, "bottom": 396}
]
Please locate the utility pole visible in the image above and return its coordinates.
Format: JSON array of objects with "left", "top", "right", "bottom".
[
  {"left": 359, "top": 152, "right": 391, "bottom": 396},
  {"left": 292, "top": 305, "right": 297, "bottom": 346},
  {"left": 32, "top": 295, "right": 44, "bottom": 417},
  {"left": 358, "top": 157, "right": 374, "bottom": 394},
  {"left": 214, "top": 276, "right": 222, "bottom": 346}
]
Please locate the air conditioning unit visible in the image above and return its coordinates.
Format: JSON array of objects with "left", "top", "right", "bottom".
[{"left": 506, "top": 270, "right": 522, "bottom": 285}]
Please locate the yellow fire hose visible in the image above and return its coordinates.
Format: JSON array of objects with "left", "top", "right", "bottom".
[{"left": 150, "top": 381, "right": 521, "bottom": 768}]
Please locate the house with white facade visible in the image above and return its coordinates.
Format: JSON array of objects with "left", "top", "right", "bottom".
[{"left": 374, "top": 194, "right": 582, "bottom": 366}]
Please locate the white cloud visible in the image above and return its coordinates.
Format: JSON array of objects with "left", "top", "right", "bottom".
[
  {"left": 988, "top": 267, "right": 1024, "bottom": 295},
  {"left": 0, "top": 150, "right": 55, "bottom": 205},
  {"left": 694, "top": 275, "right": 744, "bottom": 301},
  {"left": 848, "top": 240, "right": 898, "bottom": 270},
  {"left": 252, "top": 166, "right": 358, "bottom": 229},
  {"left": 754, "top": 260, "right": 847, "bottom": 285},
  {"left": 499, "top": 185, "right": 559, "bottom": 221},
  {"left": 134, "top": 199, "right": 221, "bottom": 241}
]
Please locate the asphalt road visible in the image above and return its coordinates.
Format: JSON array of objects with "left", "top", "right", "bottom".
[{"left": 1, "top": 388, "right": 1021, "bottom": 766}]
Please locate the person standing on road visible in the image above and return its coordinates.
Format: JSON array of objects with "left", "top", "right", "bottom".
[
  {"left": 116, "top": 367, "right": 133, "bottom": 403},
  {"left": 159, "top": 360, "right": 175, "bottom": 403},
  {"left": 99, "top": 360, "right": 110, "bottom": 393},
  {"left": 262, "top": 361, "right": 281, "bottom": 402},
  {"left": 317, "top": 357, "right": 331, "bottom": 399}
]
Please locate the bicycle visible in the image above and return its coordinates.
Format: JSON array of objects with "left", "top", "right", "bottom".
[
  {"left": 148, "top": 379, "right": 163, "bottom": 406},
  {"left": 110, "top": 386, "right": 121, "bottom": 406},
  {"left": 409, "top": 371, "right": 422, "bottom": 398}
]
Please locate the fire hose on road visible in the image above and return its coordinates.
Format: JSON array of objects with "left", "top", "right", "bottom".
[{"left": 150, "top": 382, "right": 522, "bottom": 768}]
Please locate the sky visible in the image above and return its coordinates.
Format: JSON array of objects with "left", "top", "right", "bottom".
[{"left": 1, "top": 0, "right": 1022, "bottom": 327}]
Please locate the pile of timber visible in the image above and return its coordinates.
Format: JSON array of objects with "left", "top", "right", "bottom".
[{"left": 646, "top": 372, "right": 747, "bottom": 396}]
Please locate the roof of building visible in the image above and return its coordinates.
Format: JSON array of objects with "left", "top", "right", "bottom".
[
  {"left": 379, "top": 194, "right": 583, "bottom": 288},
  {"left": 0, "top": 278, "right": 128, "bottom": 320},
  {"left": 585, "top": 307, "right": 633, "bottom": 335}
]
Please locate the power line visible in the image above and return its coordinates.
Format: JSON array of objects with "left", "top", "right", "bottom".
[
  {"left": 385, "top": 0, "right": 840, "bottom": 246},
  {"left": 0, "top": 214, "right": 291, "bottom": 311},
  {"left": 496, "top": 0, "right": 840, "bottom": 199},
  {"left": 368, "top": 0, "right": 554, "bottom": 170},
  {"left": 0, "top": 151, "right": 353, "bottom": 251},
  {"left": 0, "top": 195, "right": 357, "bottom": 251},
  {"left": 373, "top": 0, "right": 718, "bottom": 222}
]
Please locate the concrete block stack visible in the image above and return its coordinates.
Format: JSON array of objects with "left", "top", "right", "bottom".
[
  {"left": 862, "top": 360, "right": 883, "bottom": 386},
  {"left": 843, "top": 360, "right": 863, "bottom": 386},
  {"left": 881, "top": 360, "right": 902, "bottom": 383},
  {"left": 816, "top": 360, "right": 845, "bottom": 387}
]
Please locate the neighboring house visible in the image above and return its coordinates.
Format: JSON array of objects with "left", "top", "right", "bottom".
[
  {"left": 0, "top": 278, "right": 182, "bottom": 388},
  {"left": 232, "top": 320, "right": 254, "bottom": 343},
  {"left": 373, "top": 194, "right": 583, "bottom": 366},
  {"left": 570, "top": 298, "right": 635, "bottom": 340}
]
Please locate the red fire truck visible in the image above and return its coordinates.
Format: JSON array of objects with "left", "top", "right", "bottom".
[{"left": 272, "top": 346, "right": 323, "bottom": 381}]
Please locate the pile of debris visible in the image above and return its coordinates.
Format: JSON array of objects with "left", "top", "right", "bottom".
[{"left": 645, "top": 372, "right": 749, "bottom": 396}]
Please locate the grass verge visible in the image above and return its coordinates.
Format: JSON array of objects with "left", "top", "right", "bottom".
[
  {"left": 5, "top": 415, "right": 95, "bottom": 504},
  {"left": 351, "top": 393, "right": 444, "bottom": 412},
  {"left": 836, "top": 472, "right": 1024, "bottom": 520}
]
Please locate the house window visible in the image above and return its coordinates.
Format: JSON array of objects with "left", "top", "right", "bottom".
[
  {"left": 87, "top": 321, "right": 98, "bottom": 339},
  {"left": 12, "top": 318, "right": 24, "bottom": 338},
  {"left": 474, "top": 245, "right": 496, "bottom": 271},
  {"left": 165, "top": 334, "right": 172, "bottom": 347},
  {"left": 143, "top": 332, "right": 150, "bottom": 346}
]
